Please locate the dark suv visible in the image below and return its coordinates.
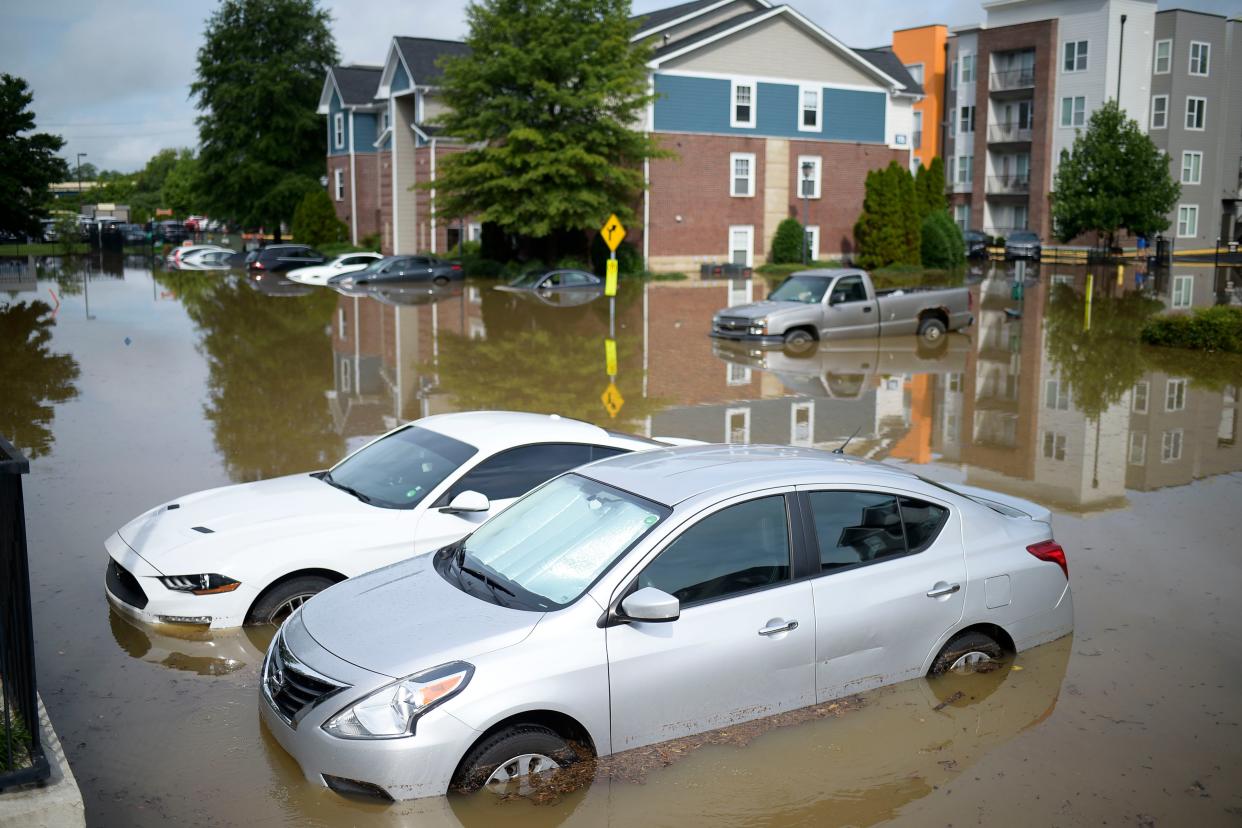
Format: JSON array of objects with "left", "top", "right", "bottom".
[
  {"left": 246, "top": 244, "right": 327, "bottom": 272},
  {"left": 326, "top": 254, "right": 463, "bottom": 286}
]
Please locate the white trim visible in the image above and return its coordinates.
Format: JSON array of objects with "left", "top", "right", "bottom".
[
  {"left": 729, "top": 152, "right": 756, "bottom": 197},
  {"left": 797, "top": 84, "right": 821, "bottom": 132},
  {"left": 1153, "top": 38, "right": 1172, "bottom": 75},
  {"left": 333, "top": 112, "right": 345, "bottom": 149},
  {"left": 643, "top": 72, "right": 653, "bottom": 268},
  {"left": 657, "top": 67, "right": 887, "bottom": 95},
  {"left": 1188, "top": 41, "right": 1210, "bottom": 77},
  {"left": 958, "top": 53, "right": 975, "bottom": 84},
  {"left": 790, "top": 401, "right": 814, "bottom": 446},
  {"left": 333, "top": 168, "right": 344, "bottom": 202},
  {"left": 650, "top": 6, "right": 786, "bottom": 67},
  {"left": 796, "top": 155, "right": 821, "bottom": 199},
  {"left": 1171, "top": 273, "right": 1193, "bottom": 309},
  {"left": 1181, "top": 151, "right": 1202, "bottom": 186},
  {"left": 429, "top": 136, "right": 437, "bottom": 254},
  {"left": 1150, "top": 94, "right": 1168, "bottom": 129},
  {"left": 1185, "top": 96, "right": 1206, "bottom": 131},
  {"left": 630, "top": 0, "right": 769, "bottom": 41},
  {"left": 390, "top": 96, "right": 399, "bottom": 253},
  {"left": 805, "top": 225, "right": 820, "bottom": 261},
  {"left": 728, "top": 224, "right": 754, "bottom": 267},
  {"left": 348, "top": 111, "right": 358, "bottom": 244},
  {"left": 1061, "top": 39, "right": 1088, "bottom": 73},
  {"left": 317, "top": 73, "right": 341, "bottom": 115},
  {"left": 729, "top": 78, "right": 757, "bottom": 128},
  {"left": 1176, "top": 204, "right": 1198, "bottom": 238},
  {"left": 725, "top": 406, "right": 751, "bottom": 443},
  {"left": 376, "top": 38, "right": 418, "bottom": 99},
  {"left": 1059, "top": 95, "right": 1086, "bottom": 128}
]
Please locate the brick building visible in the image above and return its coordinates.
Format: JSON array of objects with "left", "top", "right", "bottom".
[{"left": 317, "top": 65, "right": 384, "bottom": 245}]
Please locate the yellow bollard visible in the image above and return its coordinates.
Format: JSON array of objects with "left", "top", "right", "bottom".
[{"left": 1084, "top": 273, "right": 1094, "bottom": 331}]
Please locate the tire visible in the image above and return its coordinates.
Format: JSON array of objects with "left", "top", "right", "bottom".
[
  {"left": 918, "top": 317, "right": 947, "bottom": 344},
  {"left": 783, "top": 328, "right": 816, "bottom": 353},
  {"left": 452, "top": 724, "right": 581, "bottom": 795},
  {"left": 246, "top": 575, "right": 335, "bottom": 626},
  {"left": 433, "top": 275, "right": 449, "bottom": 286},
  {"left": 929, "top": 630, "right": 1004, "bottom": 676}
]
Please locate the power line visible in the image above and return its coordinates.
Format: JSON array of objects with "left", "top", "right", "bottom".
[{"left": 39, "top": 118, "right": 193, "bottom": 127}]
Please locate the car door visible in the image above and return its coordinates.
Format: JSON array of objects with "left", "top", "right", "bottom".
[
  {"left": 797, "top": 487, "right": 966, "bottom": 701},
  {"left": 607, "top": 492, "right": 816, "bottom": 751},
  {"left": 411, "top": 443, "right": 623, "bottom": 553},
  {"left": 821, "top": 274, "right": 879, "bottom": 340}
]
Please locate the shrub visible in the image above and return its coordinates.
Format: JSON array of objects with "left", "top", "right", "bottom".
[
  {"left": 359, "top": 232, "right": 381, "bottom": 251},
  {"left": 854, "top": 161, "right": 920, "bottom": 269},
  {"left": 290, "top": 190, "right": 348, "bottom": 247},
  {"left": 920, "top": 210, "right": 965, "bottom": 269},
  {"left": 1141, "top": 305, "right": 1242, "bottom": 353},
  {"left": 770, "top": 217, "right": 805, "bottom": 264}
]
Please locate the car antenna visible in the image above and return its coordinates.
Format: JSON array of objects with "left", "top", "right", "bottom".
[{"left": 833, "top": 426, "right": 862, "bottom": 455}]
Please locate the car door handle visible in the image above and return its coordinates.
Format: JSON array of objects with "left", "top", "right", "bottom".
[
  {"left": 758, "top": 620, "right": 798, "bottom": 636},
  {"left": 926, "top": 583, "right": 961, "bottom": 598},
  {"left": 863, "top": 306, "right": 872, "bottom": 312}
]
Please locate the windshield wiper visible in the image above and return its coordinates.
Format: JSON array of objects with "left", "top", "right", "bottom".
[
  {"left": 321, "top": 471, "right": 373, "bottom": 504},
  {"left": 458, "top": 558, "right": 516, "bottom": 606}
]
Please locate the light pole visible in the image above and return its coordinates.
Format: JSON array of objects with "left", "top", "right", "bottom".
[
  {"left": 801, "top": 160, "right": 813, "bottom": 264},
  {"left": 76, "top": 153, "right": 87, "bottom": 196}
]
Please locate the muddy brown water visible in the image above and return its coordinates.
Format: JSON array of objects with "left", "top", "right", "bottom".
[{"left": 3, "top": 255, "right": 1241, "bottom": 826}]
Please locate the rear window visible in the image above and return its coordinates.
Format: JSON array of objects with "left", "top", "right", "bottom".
[{"left": 805, "top": 491, "right": 949, "bottom": 573}]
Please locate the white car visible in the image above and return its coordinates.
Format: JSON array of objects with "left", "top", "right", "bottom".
[
  {"left": 287, "top": 252, "right": 382, "bottom": 286},
  {"left": 104, "top": 412, "right": 677, "bottom": 630},
  {"left": 166, "top": 244, "right": 228, "bottom": 269},
  {"left": 178, "top": 248, "right": 236, "bottom": 271}
]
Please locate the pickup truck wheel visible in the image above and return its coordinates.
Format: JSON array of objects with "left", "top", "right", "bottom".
[
  {"left": 783, "top": 328, "right": 816, "bottom": 352},
  {"left": 918, "top": 317, "right": 947, "bottom": 343}
]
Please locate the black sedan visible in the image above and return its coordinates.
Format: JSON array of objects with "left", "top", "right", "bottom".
[
  {"left": 325, "top": 255, "right": 463, "bottom": 287},
  {"left": 963, "top": 229, "right": 989, "bottom": 259},
  {"left": 246, "top": 244, "right": 327, "bottom": 273}
]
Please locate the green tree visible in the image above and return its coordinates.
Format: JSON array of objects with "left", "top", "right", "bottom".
[
  {"left": 161, "top": 150, "right": 201, "bottom": 217},
  {"left": 191, "top": 0, "right": 337, "bottom": 235},
  {"left": 770, "top": 217, "right": 806, "bottom": 264},
  {"left": 432, "top": 0, "right": 666, "bottom": 253},
  {"left": 1052, "top": 100, "right": 1180, "bottom": 247},
  {"left": 854, "top": 161, "right": 920, "bottom": 269},
  {"left": 0, "top": 300, "right": 80, "bottom": 459},
  {"left": 914, "top": 157, "right": 947, "bottom": 218},
  {"left": 920, "top": 209, "right": 964, "bottom": 269},
  {"left": 0, "top": 75, "right": 69, "bottom": 238},
  {"left": 291, "top": 188, "right": 347, "bottom": 246}
]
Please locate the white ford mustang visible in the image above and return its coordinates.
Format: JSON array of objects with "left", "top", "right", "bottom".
[
  {"left": 105, "top": 411, "right": 678, "bottom": 629},
  {"left": 286, "top": 252, "right": 382, "bottom": 285}
]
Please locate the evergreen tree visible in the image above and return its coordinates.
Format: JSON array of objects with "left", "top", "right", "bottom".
[
  {"left": 854, "top": 162, "right": 921, "bottom": 268},
  {"left": 892, "top": 162, "right": 921, "bottom": 264},
  {"left": 921, "top": 209, "right": 965, "bottom": 269},
  {"left": 191, "top": 0, "right": 337, "bottom": 235},
  {"left": 0, "top": 74, "right": 69, "bottom": 238},
  {"left": 914, "top": 157, "right": 947, "bottom": 218},
  {"left": 770, "top": 217, "right": 806, "bottom": 264},
  {"left": 291, "top": 189, "right": 348, "bottom": 246},
  {"left": 1052, "top": 100, "right": 1180, "bottom": 247}
]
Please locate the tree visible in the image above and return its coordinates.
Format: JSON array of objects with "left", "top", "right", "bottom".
[
  {"left": 291, "top": 189, "right": 347, "bottom": 246},
  {"left": 914, "top": 157, "right": 947, "bottom": 219},
  {"left": 853, "top": 161, "right": 920, "bottom": 269},
  {"left": 1052, "top": 100, "right": 1180, "bottom": 247},
  {"left": 0, "top": 75, "right": 69, "bottom": 238},
  {"left": 770, "top": 217, "right": 806, "bottom": 264},
  {"left": 191, "top": 0, "right": 337, "bottom": 234},
  {"left": 432, "top": 0, "right": 666, "bottom": 254},
  {"left": 161, "top": 150, "right": 201, "bottom": 217},
  {"left": 920, "top": 209, "right": 964, "bottom": 269},
  {"left": 0, "top": 300, "right": 80, "bottom": 459}
]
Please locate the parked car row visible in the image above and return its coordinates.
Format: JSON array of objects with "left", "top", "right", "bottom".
[{"left": 103, "top": 407, "right": 1074, "bottom": 805}]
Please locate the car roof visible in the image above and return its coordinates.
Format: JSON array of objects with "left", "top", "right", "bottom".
[
  {"left": 786, "top": 268, "right": 867, "bottom": 280},
  {"left": 413, "top": 411, "right": 652, "bottom": 453},
  {"left": 582, "top": 444, "right": 927, "bottom": 506}
]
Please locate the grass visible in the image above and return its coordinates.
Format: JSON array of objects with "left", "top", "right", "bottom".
[
  {"left": 0, "top": 709, "right": 33, "bottom": 773},
  {"left": 755, "top": 259, "right": 844, "bottom": 277}
]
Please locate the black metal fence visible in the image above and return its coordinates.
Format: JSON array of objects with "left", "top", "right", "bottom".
[{"left": 0, "top": 434, "right": 49, "bottom": 789}]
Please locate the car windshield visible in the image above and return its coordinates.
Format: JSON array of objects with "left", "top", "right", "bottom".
[
  {"left": 769, "top": 275, "right": 831, "bottom": 304},
  {"left": 325, "top": 426, "right": 477, "bottom": 509},
  {"left": 509, "top": 271, "right": 544, "bottom": 288},
  {"left": 452, "top": 473, "right": 669, "bottom": 610}
]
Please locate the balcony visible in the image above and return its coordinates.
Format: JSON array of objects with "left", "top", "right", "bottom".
[
  {"left": 990, "top": 67, "right": 1035, "bottom": 92},
  {"left": 988, "top": 123, "right": 1033, "bottom": 143},
  {"left": 987, "top": 174, "right": 1030, "bottom": 195}
]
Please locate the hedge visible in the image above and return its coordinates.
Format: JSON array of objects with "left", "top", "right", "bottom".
[{"left": 1140, "top": 305, "right": 1242, "bottom": 353}]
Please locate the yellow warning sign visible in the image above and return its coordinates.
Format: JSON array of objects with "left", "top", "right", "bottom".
[
  {"left": 605, "top": 258, "right": 618, "bottom": 297},
  {"left": 601, "top": 382, "right": 625, "bottom": 418},
  {"left": 600, "top": 214, "right": 626, "bottom": 252}
]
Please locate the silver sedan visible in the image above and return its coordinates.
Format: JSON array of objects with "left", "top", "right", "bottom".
[{"left": 259, "top": 445, "right": 1073, "bottom": 802}]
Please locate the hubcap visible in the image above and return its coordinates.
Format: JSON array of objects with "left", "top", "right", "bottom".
[
  {"left": 924, "top": 326, "right": 942, "bottom": 341},
  {"left": 483, "top": 753, "right": 561, "bottom": 796},
  {"left": 268, "top": 593, "right": 314, "bottom": 625},
  {"left": 949, "top": 650, "right": 994, "bottom": 673}
]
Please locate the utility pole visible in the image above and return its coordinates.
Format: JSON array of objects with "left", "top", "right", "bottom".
[{"left": 1116, "top": 14, "right": 1127, "bottom": 102}]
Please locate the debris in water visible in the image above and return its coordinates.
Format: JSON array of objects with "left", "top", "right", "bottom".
[{"left": 933, "top": 691, "right": 965, "bottom": 712}]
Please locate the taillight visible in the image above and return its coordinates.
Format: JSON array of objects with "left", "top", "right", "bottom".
[
  {"left": 1027, "top": 540, "right": 1068, "bottom": 580},
  {"left": 451, "top": 264, "right": 462, "bottom": 272},
  {"left": 253, "top": 260, "right": 264, "bottom": 269}
]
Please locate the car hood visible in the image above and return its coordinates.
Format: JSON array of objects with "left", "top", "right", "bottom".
[
  {"left": 115, "top": 473, "right": 383, "bottom": 573},
  {"left": 717, "top": 301, "right": 808, "bottom": 320},
  {"left": 300, "top": 555, "right": 543, "bottom": 678}
]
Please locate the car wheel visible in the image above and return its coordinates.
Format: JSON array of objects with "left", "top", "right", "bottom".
[
  {"left": 930, "top": 630, "right": 1005, "bottom": 676},
  {"left": 783, "top": 328, "right": 816, "bottom": 352},
  {"left": 918, "top": 317, "right": 947, "bottom": 343},
  {"left": 246, "top": 575, "right": 335, "bottom": 626},
  {"left": 452, "top": 724, "right": 582, "bottom": 796}
]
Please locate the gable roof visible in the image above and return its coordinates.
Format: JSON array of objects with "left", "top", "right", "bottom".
[
  {"left": 650, "top": 7, "right": 771, "bottom": 58},
  {"left": 334, "top": 65, "right": 383, "bottom": 106},
  {"left": 852, "top": 48, "right": 924, "bottom": 95},
  {"left": 393, "top": 37, "right": 471, "bottom": 87}
]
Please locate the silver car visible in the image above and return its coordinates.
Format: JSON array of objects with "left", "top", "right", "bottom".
[{"left": 260, "top": 445, "right": 1073, "bottom": 802}]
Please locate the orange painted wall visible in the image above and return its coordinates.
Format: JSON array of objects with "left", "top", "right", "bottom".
[{"left": 891, "top": 25, "right": 947, "bottom": 168}]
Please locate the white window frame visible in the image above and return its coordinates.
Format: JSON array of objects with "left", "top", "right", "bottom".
[
  {"left": 1129, "top": 432, "right": 1147, "bottom": 465},
  {"left": 333, "top": 112, "right": 344, "bottom": 149},
  {"left": 1132, "top": 381, "right": 1149, "bottom": 414},
  {"left": 905, "top": 63, "right": 925, "bottom": 86},
  {"left": 957, "top": 154, "right": 973, "bottom": 184},
  {"left": 1177, "top": 204, "right": 1199, "bottom": 238},
  {"left": 797, "top": 155, "right": 821, "bottom": 199},
  {"left": 1165, "top": 378, "right": 1187, "bottom": 412},
  {"left": 1185, "top": 96, "right": 1206, "bottom": 131},
  {"left": 1153, "top": 39, "right": 1172, "bottom": 74},
  {"left": 1063, "top": 40, "right": 1088, "bottom": 72},
  {"left": 728, "top": 225, "right": 754, "bottom": 267},
  {"left": 960, "top": 53, "right": 975, "bottom": 83},
  {"left": 1150, "top": 95, "right": 1168, "bottom": 129},
  {"left": 1060, "top": 96, "right": 1086, "bottom": 127},
  {"left": 1172, "top": 274, "right": 1193, "bottom": 309},
  {"left": 337, "top": 307, "right": 347, "bottom": 339},
  {"left": 790, "top": 401, "right": 814, "bottom": 446},
  {"left": 959, "top": 105, "right": 975, "bottom": 134},
  {"left": 805, "top": 224, "right": 820, "bottom": 261},
  {"left": 1042, "top": 431, "right": 1068, "bottom": 461},
  {"left": 726, "top": 362, "right": 752, "bottom": 387},
  {"left": 1161, "top": 428, "right": 1183, "bottom": 463},
  {"left": 333, "top": 168, "right": 344, "bottom": 202},
  {"left": 798, "top": 84, "right": 821, "bottom": 132},
  {"left": 340, "top": 357, "right": 352, "bottom": 393},
  {"left": 730, "top": 79, "right": 756, "bottom": 128},
  {"left": 1188, "top": 41, "right": 1210, "bottom": 76},
  {"left": 950, "top": 58, "right": 958, "bottom": 90},
  {"left": 725, "top": 406, "right": 751, "bottom": 444},
  {"left": 729, "top": 152, "right": 755, "bottom": 198},
  {"left": 1181, "top": 151, "right": 1202, "bottom": 185}
]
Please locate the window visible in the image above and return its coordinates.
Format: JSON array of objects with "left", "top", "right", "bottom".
[
  {"left": 340, "top": 358, "right": 351, "bottom": 393},
  {"left": 440, "top": 443, "right": 621, "bottom": 503},
  {"left": 1044, "top": 378, "right": 1070, "bottom": 410},
  {"left": 1060, "top": 96, "right": 1086, "bottom": 127},
  {"left": 1189, "top": 41, "right": 1210, "bottom": 76},
  {"left": 731, "top": 80, "right": 756, "bottom": 128},
  {"left": 954, "top": 204, "right": 969, "bottom": 230},
  {"left": 799, "top": 85, "right": 821, "bottom": 131},
  {"left": 791, "top": 402, "right": 813, "bottom": 446},
  {"left": 1181, "top": 152, "right": 1202, "bottom": 185},
  {"left": 1042, "top": 431, "right": 1067, "bottom": 461},
  {"left": 1161, "top": 429, "right": 1183, "bottom": 463},
  {"left": 957, "top": 155, "right": 973, "bottom": 184},
  {"left": 725, "top": 406, "right": 750, "bottom": 442},
  {"left": 333, "top": 168, "right": 344, "bottom": 201},
  {"left": 904, "top": 63, "right": 925, "bottom": 86},
  {"left": 333, "top": 112, "right": 344, "bottom": 148},
  {"left": 337, "top": 307, "right": 347, "bottom": 338},
  {"left": 1132, "top": 381, "right": 1149, "bottom": 413},
  {"left": 831, "top": 274, "right": 867, "bottom": 303},
  {"left": 959, "top": 105, "right": 975, "bottom": 133},
  {"left": 806, "top": 491, "right": 948, "bottom": 573},
  {"left": 1150, "top": 95, "right": 1168, "bottom": 129},
  {"left": 728, "top": 225, "right": 753, "bottom": 267},
  {"left": 726, "top": 363, "right": 752, "bottom": 386},
  {"left": 798, "top": 155, "right": 821, "bottom": 198},
  {"left": 637, "top": 496, "right": 790, "bottom": 606},
  {"left": 960, "top": 54, "right": 975, "bottom": 83},
  {"left": 1185, "top": 97, "right": 1206, "bottom": 130},
  {"left": 1129, "top": 432, "right": 1147, "bottom": 465},
  {"left": 730, "top": 152, "right": 755, "bottom": 197},
  {"left": 1172, "top": 274, "right": 1193, "bottom": 309},
  {"left": 1154, "top": 39, "right": 1171, "bottom": 74},
  {"left": 1177, "top": 205, "right": 1198, "bottom": 238},
  {"left": 1165, "top": 379, "right": 1187, "bottom": 412},
  {"left": 1063, "top": 40, "right": 1088, "bottom": 72}
]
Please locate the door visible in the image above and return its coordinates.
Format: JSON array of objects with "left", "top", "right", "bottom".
[
  {"left": 608, "top": 494, "right": 816, "bottom": 750},
  {"left": 798, "top": 488, "right": 966, "bottom": 701},
  {"left": 821, "top": 274, "right": 879, "bottom": 340}
]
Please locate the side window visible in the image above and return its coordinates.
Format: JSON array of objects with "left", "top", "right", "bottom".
[
  {"left": 832, "top": 275, "right": 866, "bottom": 303},
  {"left": 637, "top": 496, "right": 791, "bottom": 606},
  {"left": 442, "top": 443, "right": 594, "bottom": 503},
  {"left": 899, "top": 496, "right": 949, "bottom": 552},
  {"left": 807, "top": 491, "right": 905, "bottom": 570},
  {"left": 590, "top": 445, "right": 627, "bottom": 461}
]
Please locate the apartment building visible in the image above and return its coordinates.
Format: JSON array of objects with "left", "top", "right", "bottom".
[
  {"left": 889, "top": 24, "right": 950, "bottom": 168},
  {"left": 318, "top": 65, "right": 383, "bottom": 245}
]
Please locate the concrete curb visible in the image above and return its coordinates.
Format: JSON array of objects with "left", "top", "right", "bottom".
[{"left": 0, "top": 697, "right": 86, "bottom": 828}]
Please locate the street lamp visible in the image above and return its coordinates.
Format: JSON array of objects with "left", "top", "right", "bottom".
[{"left": 801, "top": 160, "right": 814, "bottom": 264}]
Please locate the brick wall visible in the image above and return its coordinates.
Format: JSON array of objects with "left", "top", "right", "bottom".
[{"left": 378, "top": 149, "right": 393, "bottom": 254}]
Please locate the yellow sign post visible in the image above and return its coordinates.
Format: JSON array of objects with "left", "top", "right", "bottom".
[
  {"left": 604, "top": 338, "right": 617, "bottom": 376},
  {"left": 605, "top": 259, "right": 618, "bottom": 297},
  {"left": 601, "top": 214, "right": 626, "bottom": 251},
  {"left": 601, "top": 382, "right": 624, "bottom": 418}
]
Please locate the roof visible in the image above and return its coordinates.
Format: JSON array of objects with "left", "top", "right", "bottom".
[
  {"left": 583, "top": 444, "right": 919, "bottom": 506},
  {"left": 852, "top": 48, "right": 924, "bottom": 94},
  {"left": 651, "top": 7, "right": 771, "bottom": 58},
  {"left": 631, "top": 0, "right": 722, "bottom": 30},
  {"left": 333, "top": 65, "right": 382, "bottom": 106},
  {"left": 413, "top": 411, "right": 653, "bottom": 453},
  {"left": 393, "top": 37, "right": 471, "bottom": 86}
]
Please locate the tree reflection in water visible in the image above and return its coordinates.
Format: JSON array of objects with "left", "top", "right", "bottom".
[{"left": 0, "top": 300, "right": 80, "bottom": 458}]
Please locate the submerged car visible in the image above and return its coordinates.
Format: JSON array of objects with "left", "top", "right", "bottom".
[
  {"left": 260, "top": 444, "right": 1073, "bottom": 802},
  {"left": 287, "top": 252, "right": 383, "bottom": 286},
  {"left": 963, "top": 229, "right": 989, "bottom": 259},
  {"left": 327, "top": 255, "right": 462, "bottom": 288},
  {"left": 1004, "top": 231, "right": 1042, "bottom": 260},
  {"left": 104, "top": 412, "right": 675, "bottom": 630}
]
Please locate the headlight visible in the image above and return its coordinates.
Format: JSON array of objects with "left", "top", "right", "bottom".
[
  {"left": 322, "top": 662, "right": 473, "bottom": 740},
  {"left": 158, "top": 573, "right": 240, "bottom": 595},
  {"left": 749, "top": 317, "right": 767, "bottom": 334}
]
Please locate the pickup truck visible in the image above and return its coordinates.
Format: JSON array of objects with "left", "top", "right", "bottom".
[{"left": 710, "top": 268, "right": 973, "bottom": 349}]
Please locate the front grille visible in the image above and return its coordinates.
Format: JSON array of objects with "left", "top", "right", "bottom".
[
  {"left": 107, "top": 559, "right": 149, "bottom": 609},
  {"left": 714, "top": 316, "right": 751, "bottom": 334},
  {"left": 264, "top": 635, "right": 346, "bottom": 726}
]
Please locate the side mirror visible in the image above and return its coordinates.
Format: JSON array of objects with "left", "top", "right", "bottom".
[
  {"left": 620, "top": 587, "right": 680, "bottom": 623},
  {"left": 440, "top": 490, "right": 490, "bottom": 514},
  {"left": 829, "top": 291, "right": 848, "bottom": 305}
]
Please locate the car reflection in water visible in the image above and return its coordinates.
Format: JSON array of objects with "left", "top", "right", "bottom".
[
  {"left": 108, "top": 607, "right": 273, "bottom": 677},
  {"left": 247, "top": 272, "right": 316, "bottom": 297},
  {"left": 362, "top": 282, "right": 463, "bottom": 307}
]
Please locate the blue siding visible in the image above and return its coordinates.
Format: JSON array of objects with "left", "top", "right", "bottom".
[
  {"left": 353, "top": 112, "right": 378, "bottom": 150},
  {"left": 653, "top": 73, "right": 886, "bottom": 144},
  {"left": 326, "top": 89, "right": 349, "bottom": 157},
  {"left": 391, "top": 62, "right": 411, "bottom": 93}
]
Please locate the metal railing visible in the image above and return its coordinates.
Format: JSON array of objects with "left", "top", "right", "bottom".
[
  {"left": 0, "top": 435, "right": 48, "bottom": 789},
  {"left": 990, "top": 67, "right": 1036, "bottom": 91},
  {"left": 987, "top": 174, "right": 1031, "bottom": 194},
  {"left": 987, "top": 123, "right": 1033, "bottom": 143}
]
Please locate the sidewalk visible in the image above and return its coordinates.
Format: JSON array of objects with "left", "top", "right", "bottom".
[{"left": 0, "top": 698, "right": 86, "bottom": 828}]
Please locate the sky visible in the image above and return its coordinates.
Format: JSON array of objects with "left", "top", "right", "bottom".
[{"left": 2, "top": 0, "right": 1239, "bottom": 173}]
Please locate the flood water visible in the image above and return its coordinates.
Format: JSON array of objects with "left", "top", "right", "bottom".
[{"left": 3, "top": 253, "right": 1241, "bottom": 826}]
